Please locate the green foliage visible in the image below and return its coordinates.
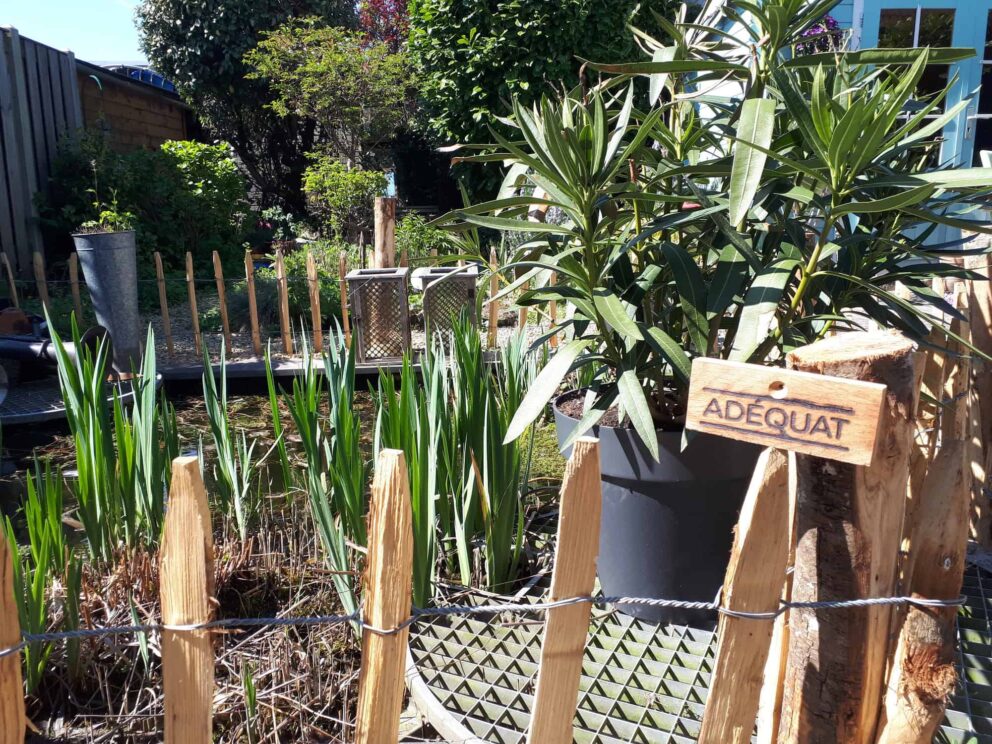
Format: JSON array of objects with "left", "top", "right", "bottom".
[
  {"left": 40, "top": 133, "right": 248, "bottom": 273},
  {"left": 223, "top": 243, "right": 345, "bottom": 335},
  {"left": 375, "top": 317, "right": 540, "bottom": 600},
  {"left": 136, "top": 0, "right": 356, "bottom": 212},
  {"left": 446, "top": 0, "right": 992, "bottom": 458},
  {"left": 246, "top": 20, "right": 414, "bottom": 166},
  {"left": 201, "top": 343, "right": 264, "bottom": 539},
  {"left": 407, "top": 0, "right": 674, "bottom": 150},
  {"left": 396, "top": 213, "right": 452, "bottom": 261},
  {"left": 50, "top": 320, "right": 177, "bottom": 559},
  {"left": 275, "top": 334, "right": 361, "bottom": 618},
  {"left": 302, "top": 156, "right": 387, "bottom": 238}
]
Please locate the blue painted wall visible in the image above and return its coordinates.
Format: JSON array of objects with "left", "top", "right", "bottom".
[{"left": 831, "top": 0, "right": 856, "bottom": 28}]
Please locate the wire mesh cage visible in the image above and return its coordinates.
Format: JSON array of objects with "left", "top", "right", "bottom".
[
  {"left": 414, "top": 266, "right": 479, "bottom": 344},
  {"left": 346, "top": 268, "right": 411, "bottom": 363}
]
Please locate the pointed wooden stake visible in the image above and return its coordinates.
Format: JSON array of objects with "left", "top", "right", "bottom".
[
  {"left": 0, "top": 527, "right": 25, "bottom": 742},
  {"left": 699, "top": 448, "right": 790, "bottom": 744},
  {"left": 161, "top": 457, "right": 215, "bottom": 744},
  {"left": 69, "top": 252, "right": 84, "bottom": 324},
  {"left": 354, "top": 449, "right": 414, "bottom": 744},
  {"left": 244, "top": 250, "right": 262, "bottom": 357},
  {"left": 488, "top": 247, "right": 500, "bottom": 350},
  {"left": 339, "top": 251, "right": 351, "bottom": 346},
  {"left": 154, "top": 252, "right": 174, "bottom": 355},
  {"left": 212, "top": 251, "right": 232, "bottom": 351},
  {"left": 526, "top": 437, "right": 602, "bottom": 744},
  {"left": 306, "top": 251, "right": 323, "bottom": 353},
  {"left": 1, "top": 253, "right": 19, "bottom": 308},
  {"left": 32, "top": 251, "right": 49, "bottom": 312},
  {"left": 185, "top": 252, "right": 202, "bottom": 356},
  {"left": 275, "top": 248, "right": 293, "bottom": 355}
]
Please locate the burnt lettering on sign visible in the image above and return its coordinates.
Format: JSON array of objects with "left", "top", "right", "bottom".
[{"left": 696, "top": 386, "right": 855, "bottom": 453}]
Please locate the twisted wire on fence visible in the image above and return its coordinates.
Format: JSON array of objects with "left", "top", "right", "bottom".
[{"left": 0, "top": 591, "right": 967, "bottom": 660}]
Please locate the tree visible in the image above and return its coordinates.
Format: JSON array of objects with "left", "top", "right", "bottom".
[
  {"left": 359, "top": 0, "right": 409, "bottom": 53},
  {"left": 407, "top": 0, "right": 676, "bottom": 148},
  {"left": 244, "top": 21, "right": 414, "bottom": 167},
  {"left": 136, "top": 0, "right": 356, "bottom": 213}
]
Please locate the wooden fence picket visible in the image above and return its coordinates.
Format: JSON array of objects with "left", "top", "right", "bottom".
[
  {"left": 339, "top": 251, "right": 351, "bottom": 346},
  {"left": 212, "top": 251, "right": 232, "bottom": 351},
  {"left": 698, "top": 448, "right": 790, "bottom": 744},
  {"left": 160, "top": 456, "right": 215, "bottom": 744},
  {"left": 306, "top": 251, "right": 323, "bottom": 353},
  {"left": 0, "top": 524, "right": 25, "bottom": 742},
  {"left": 354, "top": 449, "right": 414, "bottom": 744},
  {"left": 32, "top": 251, "right": 48, "bottom": 312},
  {"left": 68, "top": 252, "right": 83, "bottom": 324},
  {"left": 488, "top": 247, "right": 500, "bottom": 350},
  {"left": 185, "top": 252, "right": 202, "bottom": 356},
  {"left": 1, "top": 253, "right": 18, "bottom": 308},
  {"left": 275, "top": 248, "right": 293, "bottom": 355},
  {"left": 244, "top": 250, "right": 262, "bottom": 357},
  {"left": 526, "top": 437, "right": 602, "bottom": 744},
  {"left": 153, "top": 252, "right": 174, "bottom": 356}
]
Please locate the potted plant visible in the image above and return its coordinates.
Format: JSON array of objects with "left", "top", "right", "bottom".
[
  {"left": 72, "top": 165, "right": 142, "bottom": 371},
  {"left": 443, "top": 0, "right": 992, "bottom": 623}
]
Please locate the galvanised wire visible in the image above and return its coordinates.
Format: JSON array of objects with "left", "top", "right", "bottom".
[{"left": 0, "top": 592, "right": 966, "bottom": 660}]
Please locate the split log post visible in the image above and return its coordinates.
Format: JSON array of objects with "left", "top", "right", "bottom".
[
  {"left": 875, "top": 449, "right": 970, "bottom": 741},
  {"left": 526, "top": 438, "right": 602, "bottom": 744},
  {"left": 966, "top": 253, "right": 992, "bottom": 463},
  {"left": 32, "top": 251, "right": 49, "bottom": 312},
  {"left": 69, "top": 252, "right": 84, "bottom": 324},
  {"left": 756, "top": 453, "right": 798, "bottom": 744},
  {"left": 699, "top": 448, "right": 791, "bottom": 744},
  {"left": 373, "top": 197, "right": 397, "bottom": 269},
  {"left": 354, "top": 449, "right": 414, "bottom": 744},
  {"left": 777, "top": 333, "right": 921, "bottom": 744},
  {"left": 154, "top": 252, "right": 175, "bottom": 356},
  {"left": 1, "top": 253, "right": 18, "bottom": 308},
  {"left": 275, "top": 248, "right": 293, "bottom": 355},
  {"left": 306, "top": 250, "right": 323, "bottom": 353},
  {"left": 185, "top": 252, "right": 202, "bottom": 356},
  {"left": 488, "top": 247, "right": 499, "bottom": 350},
  {"left": 244, "top": 250, "right": 262, "bottom": 357},
  {"left": 339, "top": 251, "right": 351, "bottom": 346},
  {"left": 212, "top": 251, "right": 232, "bottom": 351},
  {"left": 0, "top": 525, "right": 25, "bottom": 742},
  {"left": 160, "top": 456, "right": 214, "bottom": 744}
]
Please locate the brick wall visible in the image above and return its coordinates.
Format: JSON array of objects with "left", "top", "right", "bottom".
[{"left": 77, "top": 68, "right": 189, "bottom": 152}]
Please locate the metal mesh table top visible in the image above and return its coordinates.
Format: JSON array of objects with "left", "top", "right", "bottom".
[{"left": 409, "top": 564, "right": 992, "bottom": 743}]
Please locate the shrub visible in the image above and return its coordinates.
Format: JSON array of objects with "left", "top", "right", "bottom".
[
  {"left": 302, "top": 155, "right": 387, "bottom": 238},
  {"left": 222, "top": 241, "right": 348, "bottom": 333},
  {"left": 244, "top": 20, "right": 414, "bottom": 167},
  {"left": 38, "top": 133, "right": 249, "bottom": 274},
  {"left": 136, "top": 0, "right": 356, "bottom": 213},
  {"left": 396, "top": 213, "right": 451, "bottom": 261}
]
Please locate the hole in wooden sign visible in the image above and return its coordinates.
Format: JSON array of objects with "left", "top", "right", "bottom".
[{"left": 769, "top": 381, "right": 787, "bottom": 399}]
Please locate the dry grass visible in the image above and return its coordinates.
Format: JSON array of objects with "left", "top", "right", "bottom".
[{"left": 27, "top": 498, "right": 362, "bottom": 743}]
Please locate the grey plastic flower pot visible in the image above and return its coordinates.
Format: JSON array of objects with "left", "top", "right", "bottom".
[
  {"left": 553, "top": 390, "right": 761, "bottom": 626},
  {"left": 72, "top": 230, "right": 141, "bottom": 371}
]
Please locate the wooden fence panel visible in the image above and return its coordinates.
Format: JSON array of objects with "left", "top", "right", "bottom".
[{"left": 0, "top": 28, "right": 81, "bottom": 275}]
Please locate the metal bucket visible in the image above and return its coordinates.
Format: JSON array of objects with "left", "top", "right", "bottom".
[{"left": 72, "top": 230, "right": 141, "bottom": 371}]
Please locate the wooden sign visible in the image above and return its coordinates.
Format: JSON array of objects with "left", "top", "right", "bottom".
[{"left": 685, "top": 358, "right": 887, "bottom": 466}]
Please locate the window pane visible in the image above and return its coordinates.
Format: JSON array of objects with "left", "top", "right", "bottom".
[
  {"left": 879, "top": 9, "right": 916, "bottom": 47},
  {"left": 918, "top": 9, "right": 954, "bottom": 48}
]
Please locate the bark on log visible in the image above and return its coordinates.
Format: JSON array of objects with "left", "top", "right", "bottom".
[
  {"left": 875, "top": 440, "right": 969, "bottom": 744},
  {"left": 778, "top": 332, "right": 921, "bottom": 744}
]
